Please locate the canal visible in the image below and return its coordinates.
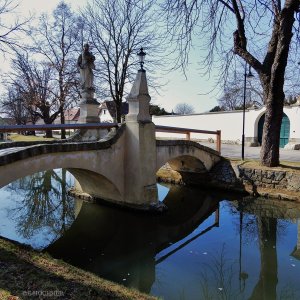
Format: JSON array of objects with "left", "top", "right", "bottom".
[{"left": 0, "top": 169, "right": 299, "bottom": 299}]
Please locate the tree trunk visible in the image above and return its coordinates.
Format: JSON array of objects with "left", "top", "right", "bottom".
[
  {"left": 60, "top": 105, "right": 66, "bottom": 139},
  {"left": 259, "top": 1, "right": 297, "bottom": 167},
  {"left": 249, "top": 217, "right": 278, "bottom": 300},
  {"left": 44, "top": 119, "right": 53, "bottom": 138},
  {"left": 115, "top": 99, "right": 122, "bottom": 123},
  {"left": 45, "top": 130, "right": 53, "bottom": 138},
  {"left": 260, "top": 87, "right": 284, "bottom": 167}
]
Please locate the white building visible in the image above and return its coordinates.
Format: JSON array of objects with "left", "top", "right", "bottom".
[
  {"left": 153, "top": 104, "right": 300, "bottom": 149},
  {"left": 98, "top": 101, "right": 128, "bottom": 123}
]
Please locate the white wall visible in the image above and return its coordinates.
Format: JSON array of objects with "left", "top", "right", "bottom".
[
  {"left": 99, "top": 109, "right": 114, "bottom": 123},
  {"left": 153, "top": 105, "right": 300, "bottom": 144},
  {"left": 153, "top": 110, "right": 251, "bottom": 142},
  {"left": 283, "top": 106, "right": 300, "bottom": 141}
]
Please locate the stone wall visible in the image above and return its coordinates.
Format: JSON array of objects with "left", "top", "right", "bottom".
[
  {"left": 237, "top": 167, "right": 300, "bottom": 191},
  {"left": 211, "top": 160, "right": 300, "bottom": 200},
  {"left": 157, "top": 159, "right": 300, "bottom": 201}
]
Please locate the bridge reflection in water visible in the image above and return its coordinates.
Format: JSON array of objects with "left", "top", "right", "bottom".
[
  {"left": 0, "top": 169, "right": 300, "bottom": 299},
  {"left": 46, "top": 185, "right": 220, "bottom": 293}
]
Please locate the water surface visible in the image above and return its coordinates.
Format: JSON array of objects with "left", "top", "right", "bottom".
[{"left": 0, "top": 169, "right": 299, "bottom": 300}]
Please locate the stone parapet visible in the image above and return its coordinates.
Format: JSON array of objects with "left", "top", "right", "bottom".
[{"left": 0, "top": 126, "right": 124, "bottom": 167}]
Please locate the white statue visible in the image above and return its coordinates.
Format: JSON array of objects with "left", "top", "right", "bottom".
[{"left": 77, "top": 43, "right": 95, "bottom": 91}]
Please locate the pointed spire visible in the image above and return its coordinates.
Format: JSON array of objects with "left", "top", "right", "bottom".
[{"left": 126, "top": 70, "right": 151, "bottom": 122}]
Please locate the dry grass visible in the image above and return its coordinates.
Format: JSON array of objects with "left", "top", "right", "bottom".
[
  {"left": 0, "top": 237, "right": 157, "bottom": 300},
  {"left": 7, "top": 134, "right": 55, "bottom": 142},
  {"left": 156, "top": 168, "right": 182, "bottom": 183},
  {"left": 230, "top": 158, "right": 300, "bottom": 173}
]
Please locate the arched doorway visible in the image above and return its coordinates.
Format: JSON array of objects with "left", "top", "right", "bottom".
[{"left": 258, "top": 113, "right": 290, "bottom": 148}]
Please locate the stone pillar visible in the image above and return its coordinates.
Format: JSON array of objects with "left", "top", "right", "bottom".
[
  {"left": 124, "top": 70, "right": 164, "bottom": 211},
  {"left": 79, "top": 88, "right": 100, "bottom": 123}
]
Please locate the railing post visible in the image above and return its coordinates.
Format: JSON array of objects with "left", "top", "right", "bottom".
[
  {"left": 186, "top": 131, "right": 191, "bottom": 140},
  {"left": 216, "top": 130, "right": 221, "bottom": 154}
]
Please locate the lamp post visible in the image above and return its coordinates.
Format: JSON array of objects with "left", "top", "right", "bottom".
[
  {"left": 137, "top": 47, "right": 146, "bottom": 71},
  {"left": 242, "top": 64, "right": 254, "bottom": 160}
]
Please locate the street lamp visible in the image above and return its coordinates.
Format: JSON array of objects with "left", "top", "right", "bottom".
[
  {"left": 137, "top": 47, "right": 146, "bottom": 71},
  {"left": 242, "top": 64, "right": 254, "bottom": 160}
]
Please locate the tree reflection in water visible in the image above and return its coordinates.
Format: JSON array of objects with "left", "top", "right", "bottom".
[
  {"left": 199, "top": 244, "right": 240, "bottom": 300},
  {"left": 1, "top": 177, "right": 299, "bottom": 299},
  {"left": 197, "top": 198, "right": 299, "bottom": 300},
  {"left": 4, "top": 169, "right": 75, "bottom": 248}
]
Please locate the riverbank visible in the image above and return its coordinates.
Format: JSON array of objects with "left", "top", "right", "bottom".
[
  {"left": 0, "top": 237, "right": 156, "bottom": 300},
  {"left": 157, "top": 159, "right": 300, "bottom": 201}
]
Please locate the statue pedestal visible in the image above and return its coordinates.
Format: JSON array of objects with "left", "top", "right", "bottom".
[{"left": 78, "top": 88, "right": 100, "bottom": 123}]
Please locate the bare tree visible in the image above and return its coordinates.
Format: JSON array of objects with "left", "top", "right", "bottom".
[
  {"left": 163, "top": 0, "right": 300, "bottom": 166},
  {"left": 0, "top": 0, "right": 30, "bottom": 53},
  {"left": 31, "top": 2, "right": 81, "bottom": 138},
  {"left": 1, "top": 80, "right": 44, "bottom": 129},
  {"left": 7, "top": 52, "right": 60, "bottom": 137},
  {"left": 1, "top": 87, "right": 30, "bottom": 125},
  {"left": 218, "top": 70, "right": 263, "bottom": 110},
  {"left": 174, "top": 102, "right": 195, "bottom": 114},
  {"left": 83, "top": 0, "right": 164, "bottom": 122}
]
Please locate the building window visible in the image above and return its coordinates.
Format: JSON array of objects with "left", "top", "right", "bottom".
[{"left": 103, "top": 109, "right": 106, "bottom": 115}]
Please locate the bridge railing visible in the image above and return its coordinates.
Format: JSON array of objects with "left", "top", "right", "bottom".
[
  {"left": 0, "top": 123, "right": 119, "bottom": 134},
  {"left": 155, "top": 125, "right": 221, "bottom": 154}
]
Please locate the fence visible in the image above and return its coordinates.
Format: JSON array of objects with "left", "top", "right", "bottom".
[
  {"left": 0, "top": 123, "right": 118, "bottom": 134},
  {"left": 0, "top": 123, "right": 221, "bottom": 154},
  {"left": 155, "top": 125, "right": 221, "bottom": 154}
]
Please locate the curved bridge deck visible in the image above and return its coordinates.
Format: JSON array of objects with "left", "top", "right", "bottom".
[{"left": 0, "top": 125, "right": 224, "bottom": 210}]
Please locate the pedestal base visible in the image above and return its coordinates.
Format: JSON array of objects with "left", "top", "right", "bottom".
[{"left": 79, "top": 99, "right": 100, "bottom": 123}]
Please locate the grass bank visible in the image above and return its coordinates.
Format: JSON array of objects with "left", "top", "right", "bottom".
[
  {"left": 0, "top": 237, "right": 156, "bottom": 300},
  {"left": 230, "top": 158, "right": 300, "bottom": 173},
  {"left": 7, "top": 134, "right": 55, "bottom": 142}
]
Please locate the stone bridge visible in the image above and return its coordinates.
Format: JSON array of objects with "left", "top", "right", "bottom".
[{"left": 0, "top": 70, "right": 222, "bottom": 211}]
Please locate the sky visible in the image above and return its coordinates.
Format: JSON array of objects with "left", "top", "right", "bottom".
[{"left": 0, "top": 0, "right": 220, "bottom": 113}]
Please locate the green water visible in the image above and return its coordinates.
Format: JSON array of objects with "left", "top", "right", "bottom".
[{"left": 0, "top": 169, "right": 299, "bottom": 299}]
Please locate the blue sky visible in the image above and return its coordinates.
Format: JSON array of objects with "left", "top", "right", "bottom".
[{"left": 2, "top": 0, "right": 220, "bottom": 113}]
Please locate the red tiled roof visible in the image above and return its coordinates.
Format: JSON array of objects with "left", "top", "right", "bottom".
[{"left": 64, "top": 108, "right": 80, "bottom": 121}]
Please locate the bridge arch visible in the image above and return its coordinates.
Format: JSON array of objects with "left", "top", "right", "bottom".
[
  {"left": 156, "top": 140, "right": 221, "bottom": 171},
  {"left": 0, "top": 151, "right": 123, "bottom": 201},
  {"left": 156, "top": 140, "right": 221, "bottom": 185}
]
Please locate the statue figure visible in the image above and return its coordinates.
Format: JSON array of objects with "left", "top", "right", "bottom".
[{"left": 77, "top": 43, "right": 95, "bottom": 91}]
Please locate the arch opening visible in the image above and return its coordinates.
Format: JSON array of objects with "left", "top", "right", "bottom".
[
  {"left": 67, "top": 168, "right": 122, "bottom": 202},
  {"left": 156, "top": 155, "right": 208, "bottom": 186},
  {"left": 257, "top": 113, "right": 290, "bottom": 148}
]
